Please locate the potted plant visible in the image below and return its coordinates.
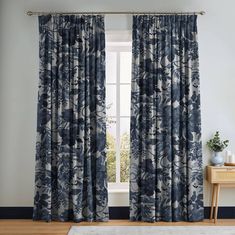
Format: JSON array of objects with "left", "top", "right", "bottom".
[{"left": 207, "top": 131, "right": 229, "bottom": 166}]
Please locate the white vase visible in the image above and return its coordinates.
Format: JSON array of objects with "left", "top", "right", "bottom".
[{"left": 211, "top": 151, "right": 224, "bottom": 166}]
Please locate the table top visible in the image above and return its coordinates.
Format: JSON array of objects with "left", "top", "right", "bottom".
[{"left": 207, "top": 165, "right": 235, "bottom": 169}]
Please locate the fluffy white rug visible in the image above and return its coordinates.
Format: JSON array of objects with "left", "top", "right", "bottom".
[{"left": 68, "top": 226, "right": 235, "bottom": 235}]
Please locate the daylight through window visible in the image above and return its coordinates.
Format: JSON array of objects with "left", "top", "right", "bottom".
[{"left": 106, "top": 39, "right": 131, "bottom": 189}]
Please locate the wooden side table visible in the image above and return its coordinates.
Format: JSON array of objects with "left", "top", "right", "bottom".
[{"left": 206, "top": 166, "right": 235, "bottom": 223}]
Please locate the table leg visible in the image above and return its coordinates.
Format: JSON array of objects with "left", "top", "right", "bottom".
[
  {"left": 210, "top": 184, "right": 216, "bottom": 220},
  {"left": 214, "top": 184, "right": 220, "bottom": 223}
]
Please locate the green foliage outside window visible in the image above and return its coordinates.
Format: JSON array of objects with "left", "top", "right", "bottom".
[
  {"left": 106, "top": 132, "right": 116, "bottom": 182},
  {"left": 106, "top": 130, "right": 130, "bottom": 183},
  {"left": 120, "top": 132, "right": 130, "bottom": 182}
]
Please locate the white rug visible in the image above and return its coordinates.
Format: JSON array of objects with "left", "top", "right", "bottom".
[{"left": 68, "top": 226, "right": 235, "bottom": 235}]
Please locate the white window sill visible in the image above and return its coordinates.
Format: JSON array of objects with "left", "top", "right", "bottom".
[
  {"left": 108, "top": 182, "right": 129, "bottom": 193},
  {"left": 108, "top": 189, "right": 129, "bottom": 193}
]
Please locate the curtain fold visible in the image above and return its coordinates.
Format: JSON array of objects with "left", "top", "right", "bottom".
[
  {"left": 130, "top": 15, "right": 203, "bottom": 222},
  {"left": 33, "top": 15, "right": 108, "bottom": 222}
]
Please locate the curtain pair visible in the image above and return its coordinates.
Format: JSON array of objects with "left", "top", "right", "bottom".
[{"left": 33, "top": 14, "right": 203, "bottom": 222}]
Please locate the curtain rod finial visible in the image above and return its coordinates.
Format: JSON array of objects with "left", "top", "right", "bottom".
[
  {"left": 27, "top": 11, "right": 33, "bottom": 16},
  {"left": 200, "top": 11, "right": 206, "bottom": 15}
]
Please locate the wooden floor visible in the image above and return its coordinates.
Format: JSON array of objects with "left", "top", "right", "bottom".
[{"left": 1, "top": 219, "right": 235, "bottom": 235}]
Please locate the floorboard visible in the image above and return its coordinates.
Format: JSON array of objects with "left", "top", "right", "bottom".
[{"left": 1, "top": 219, "right": 235, "bottom": 235}]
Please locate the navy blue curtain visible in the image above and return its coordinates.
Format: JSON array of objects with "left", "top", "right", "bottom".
[
  {"left": 33, "top": 15, "right": 109, "bottom": 222},
  {"left": 130, "top": 15, "right": 203, "bottom": 222}
]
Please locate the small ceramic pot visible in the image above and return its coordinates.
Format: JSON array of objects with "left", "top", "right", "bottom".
[{"left": 211, "top": 151, "right": 224, "bottom": 166}]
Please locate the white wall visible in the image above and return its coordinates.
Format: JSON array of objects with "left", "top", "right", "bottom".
[{"left": 0, "top": 0, "right": 235, "bottom": 207}]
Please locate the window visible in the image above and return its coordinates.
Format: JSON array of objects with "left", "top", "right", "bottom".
[{"left": 106, "top": 32, "right": 132, "bottom": 191}]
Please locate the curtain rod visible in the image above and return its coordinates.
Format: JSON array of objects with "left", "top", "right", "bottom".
[{"left": 27, "top": 11, "right": 205, "bottom": 16}]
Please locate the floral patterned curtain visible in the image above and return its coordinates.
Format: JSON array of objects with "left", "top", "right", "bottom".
[
  {"left": 33, "top": 15, "right": 108, "bottom": 222},
  {"left": 130, "top": 15, "right": 204, "bottom": 222}
]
